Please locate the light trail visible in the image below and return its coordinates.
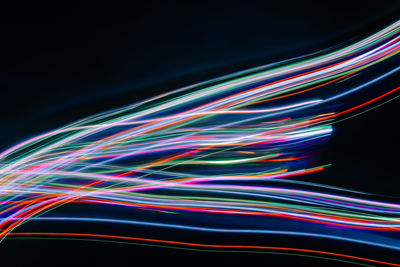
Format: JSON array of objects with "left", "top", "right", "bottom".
[{"left": 0, "top": 18, "right": 399, "bottom": 264}]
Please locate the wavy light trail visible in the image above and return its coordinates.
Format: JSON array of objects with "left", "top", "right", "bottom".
[{"left": 0, "top": 19, "right": 400, "bottom": 265}]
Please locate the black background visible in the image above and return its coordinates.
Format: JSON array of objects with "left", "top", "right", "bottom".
[{"left": 1, "top": 1, "right": 400, "bottom": 266}]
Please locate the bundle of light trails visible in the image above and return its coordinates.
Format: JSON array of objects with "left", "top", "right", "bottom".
[{"left": 1, "top": 19, "right": 400, "bottom": 266}]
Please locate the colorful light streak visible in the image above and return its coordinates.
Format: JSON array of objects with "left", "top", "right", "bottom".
[{"left": 0, "top": 19, "right": 400, "bottom": 265}]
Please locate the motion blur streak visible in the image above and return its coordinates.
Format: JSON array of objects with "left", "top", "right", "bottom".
[
  {"left": 0, "top": 19, "right": 400, "bottom": 264},
  {"left": 7, "top": 232, "right": 400, "bottom": 266}
]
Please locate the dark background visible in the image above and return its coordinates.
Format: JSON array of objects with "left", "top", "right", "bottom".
[{"left": 0, "top": 1, "right": 400, "bottom": 266}]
